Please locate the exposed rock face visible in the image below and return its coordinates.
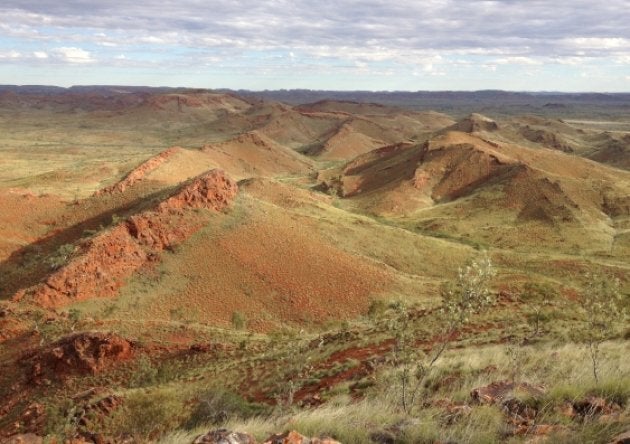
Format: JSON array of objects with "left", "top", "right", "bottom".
[
  {"left": 520, "top": 127, "right": 574, "bottom": 152},
  {"left": 262, "top": 431, "right": 341, "bottom": 444},
  {"left": 602, "top": 188, "right": 630, "bottom": 218},
  {"left": 22, "top": 332, "right": 133, "bottom": 382},
  {"left": 508, "top": 168, "right": 579, "bottom": 225},
  {"left": 18, "top": 224, "right": 148, "bottom": 307},
  {"left": 94, "top": 147, "right": 181, "bottom": 196},
  {"left": 192, "top": 430, "right": 341, "bottom": 444},
  {"left": 14, "top": 170, "right": 238, "bottom": 308},
  {"left": 450, "top": 113, "right": 499, "bottom": 133},
  {"left": 158, "top": 169, "right": 238, "bottom": 212},
  {"left": 610, "top": 430, "right": 630, "bottom": 444},
  {"left": 2, "top": 434, "right": 44, "bottom": 444},
  {"left": 572, "top": 396, "right": 622, "bottom": 417},
  {"left": 417, "top": 143, "right": 514, "bottom": 201},
  {"left": 193, "top": 429, "right": 256, "bottom": 444},
  {"left": 74, "top": 394, "right": 124, "bottom": 430},
  {"left": 470, "top": 380, "right": 545, "bottom": 405}
]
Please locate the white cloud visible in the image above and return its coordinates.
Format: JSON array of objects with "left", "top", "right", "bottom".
[
  {"left": 53, "top": 46, "right": 95, "bottom": 63},
  {"left": 567, "top": 37, "right": 630, "bottom": 50},
  {"left": 552, "top": 56, "right": 586, "bottom": 65},
  {"left": 140, "top": 36, "right": 166, "bottom": 44},
  {"left": 33, "top": 51, "right": 48, "bottom": 58},
  {"left": 0, "top": 50, "right": 21, "bottom": 59},
  {"left": 494, "top": 56, "right": 542, "bottom": 65}
]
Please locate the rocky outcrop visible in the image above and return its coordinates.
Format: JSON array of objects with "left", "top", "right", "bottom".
[
  {"left": 262, "top": 431, "right": 340, "bottom": 444},
  {"left": 570, "top": 396, "right": 622, "bottom": 418},
  {"left": 73, "top": 394, "right": 124, "bottom": 431},
  {"left": 14, "top": 170, "right": 238, "bottom": 308},
  {"left": 449, "top": 113, "right": 499, "bottom": 133},
  {"left": 21, "top": 332, "right": 133, "bottom": 382},
  {"left": 2, "top": 434, "right": 44, "bottom": 444},
  {"left": 470, "top": 380, "right": 545, "bottom": 405},
  {"left": 94, "top": 147, "right": 181, "bottom": 196},
  {"left": 610, "top": 430, "right": 630, "bottom": 444},
  {"left": 192, "top": 430, "right": 341, "bottom": 444},
  {"left": 158, "top": 169, "right": 238, "bottom": 212},
  {"left": 193, "top": 429, "right": 256, "bottom": 444}
]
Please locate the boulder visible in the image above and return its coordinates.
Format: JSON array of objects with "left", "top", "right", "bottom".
[
  {"left": 470, "top": 381, "right": 545, "bottom": 405},
  {"left": 193, "top": 429, "right": 256, "bottom": 444},
  {"left": 2, "top": 434, "right": 43, "bottom": 444},
  {"left": 610, "top": 430, "right": 630, "bottom": 444},
  {"left": 22, "top": 332, "right": 133, "bottom": 382},
  {"left": 573, "top": 396, "right": 621, "bottom": 417},
  {"left": 262, "top": 430, "right": 341, "bottom": 444}
]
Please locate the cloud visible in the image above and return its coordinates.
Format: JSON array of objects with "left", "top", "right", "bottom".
[
  {"left": 0, "top": 50, "right": 22, "bottom": 59},
  {"left": 52, "top": 47, "right": 95, "bottom": 63},
  {"left": 494, "top": 57, "right": 542, "bottom": 66},
  {"left": 2, "top": 1, "right": 629, "bottom": 60},
  {"left": 0, "top": 1, "right": 629, "bottom": 89}
]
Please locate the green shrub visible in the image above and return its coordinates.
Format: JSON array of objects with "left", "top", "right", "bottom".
[
  {"left": 129, "top": 355, "right": 159, "bottom": 388},
  {"left": 46, "top": 243, "right": 76, "bottom": 270},
  {"left": 231, "top": 311, "right": 247, "bottom": 330},
  {"left": 185, "top": 388, "right": 265, "bottom": 429},
  {"left": 108, "top": 390, "right": 184, "bottom": 439}
]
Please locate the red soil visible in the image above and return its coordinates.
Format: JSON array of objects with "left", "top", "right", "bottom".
[
  {"left": 146, "top": 207, "right": 392, "bottom": 331},
  {"left": 294, "top": 339, "right": 394, "bottom": 403},
  {"left": 317, "top": 123, "right": 386, "bottom": 160},
  {"left": 0, "top": 190, "right": 65, "bottom": 261},
  {"left": 201, "top": 131, "right": 313, "bottom": 179}
]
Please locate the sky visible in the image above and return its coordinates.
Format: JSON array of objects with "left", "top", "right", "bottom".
[{"left": 1, "top": 0, "right": 629, "bottom": 91}]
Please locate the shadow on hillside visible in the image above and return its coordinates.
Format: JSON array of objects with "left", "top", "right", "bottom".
[{"left": 0, "top": 185, "right": 178, "bottom": 300}]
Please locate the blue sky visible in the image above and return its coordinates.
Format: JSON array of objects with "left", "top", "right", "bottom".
[{"left": 1, "top": 0, "right": 629, "bottom": 91}]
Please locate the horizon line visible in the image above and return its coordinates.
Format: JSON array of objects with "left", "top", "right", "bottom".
[{"left": 2, "top": 84, "right": 630, "bottom": 95}]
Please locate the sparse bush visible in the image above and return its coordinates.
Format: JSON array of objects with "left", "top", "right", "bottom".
[
  {"left": 521, "top": 282, "right": 557, "bottom": 338},
  {"left": 388, "top": 253, "right": 496, "bottom": 414},
  {"left": 504, "top": 334, "right": 528, "bottom": 383},
  {"left": 129, "top": 354, "right": 159, "bottom": 388},
  {"left": 185, "top": 388, "right": 264, "bottom": 429},
  {"left": 367, "top": 299, "right": 389, "bottom": 319},
  {"left": 231, "top": 311, "right": 247, "bottom": 330},
  {"left": 67, "top": 308, "right": 81, "bottom": 331},
  {"left": 46, "top": 243, "right": 76, "bottom": 270},
  {"left": 108, "top": 390, "right": 184, "bottom": 439},
  {"left": 576, "top": 273, "right": 628, "bottom": 382}
]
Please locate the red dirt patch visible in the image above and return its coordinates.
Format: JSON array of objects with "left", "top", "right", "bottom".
[
  {"left": 294, "top": 339, "right": 394, "bottom": 404},
  {"left": 201, "top": 131, "right": 313, "bottom": 180},
  {"left": 0, "top": 190, "right": 65, "bottom": 261},
  {"left": 146, "top": 206, "right": 392, "bottom": 331}
]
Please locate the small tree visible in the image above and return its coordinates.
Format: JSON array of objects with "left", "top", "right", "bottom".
[
  {"left": 389, "top": 254, "right": 496, "bottom": 414},
  {"left": 231, "top": 311, "right": 247, "bottom": 330},
  {"left": 520, "top": 282, "right": 556, "bottom": 339},
  {"left": 68, "top": 308, "right": 82, "bottom": 331},
  {"left": 578, "top": 273, "right": 627, "bottom": 383}
]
